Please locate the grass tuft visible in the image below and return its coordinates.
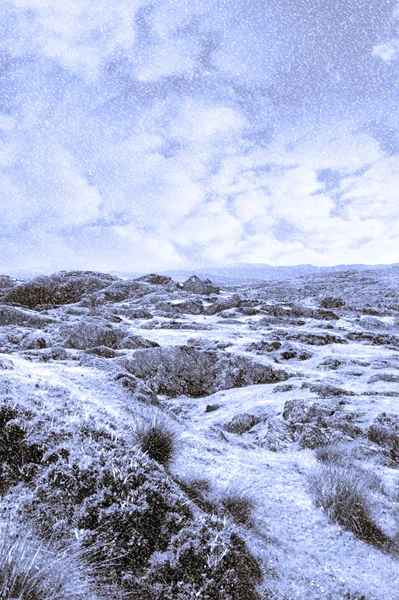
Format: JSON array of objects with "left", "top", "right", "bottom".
[
  {"left": 134, "top": 416, "right": 177, "bottom": 467},
  {"left": 309, "top": 465, "right": 388, "bottom": 547}
]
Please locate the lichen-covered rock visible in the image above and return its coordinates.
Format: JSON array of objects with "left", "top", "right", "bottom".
[
  {"left": 0, "top": 305, "right": 53, "bottom": 328},
  {"left": 367, "top": 373, "right": 399, "bottom": 384},
  {"left": 319, "top": 297, "right": 345, "bottom": 309},
  {"left": 283, "top": 399, "right": 337, "bottom": 426},
  {"left": 368, "top": 413, "right": 399, "bottom": 449},
  {"left": 21, "top": 331, "right": 49, "bottom": 350},
  {"left": 121, "top": 346, "right": 290, "bottom": 398},
  {"left": 245, "top": 417, "right": 294, "bottom": 452},
  {"left": 181, "top": 275, "right": 219, "bottom": 295},
  {"left": 299, "top": 424, "right": 350, "bottom": 449},
  {"left": 65, "top": 317, "right": 126, "bottom": 350},
  {"left": 224, "top": 413, "right": 260, "bottom": 435},
  {"left": 125, "top": 307, "right": 153, "bottom": 319},
  {"left": 204, "top": 294, "right": 242, "bottom": 316},
  {"left": 119, "top": 334, "right": 159, "bottom": 349},
  {"left": 4, "top": 271, "right": 116, "bottom": 308},
  {"left": 136, "top": 273, "right": 174, "bottom": 285},
  {"left": 175, "top": 299, "right": 204, "bottom": 315}
]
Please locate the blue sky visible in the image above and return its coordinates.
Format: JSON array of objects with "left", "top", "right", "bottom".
[{"left": 1, "top": 0, "right": 399, "bottom": 273}]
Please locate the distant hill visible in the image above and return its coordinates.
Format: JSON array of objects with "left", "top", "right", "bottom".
[{"left": 113, "top": 262, "right": 399, "bottom": 285}]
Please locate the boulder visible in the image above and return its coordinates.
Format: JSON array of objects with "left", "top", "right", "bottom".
[
  {"left": 118, "top": 334, "right": 159, "bottom": 350},
  {"left": 368, "top": 413, "right": 399, "bottom": 448},
  {"left": 125, "top": 307, "right": 153, "bottom": 319},
  {"left": 182, "top": 275, "right": 219, "bottom": 295},
  {"left": 91, "top": 280, "right": 153, "bottom": 304},
  {"left": 21, "top": 332, "right": 49, "bottom": 350},
  {"left": 65, "top": 317, "right": 126, "bottom": 350},
  {"left": 224, "top": 413, "right": 260, "bottom": 435},
  {"left": 204, "top": 294, "right": 242, "bottom": 316},
  {"left": 319, "top": 297, "right": 345, "bottom": 309},
  {"left": 175, "top": 299, "right": 204, "bottom": 315},
  {"left": 4, "top": 271, "right": 116, "bottom": 308},
  {"left": 136, "top": 273, "right": 174, "bottom": 285},
  {"left": 0, "top": 305, "right": 53, "bottom": 328},
  {"left": 367, "top": 373, "right": 399, "bottom": 384},
  {"left": 283, "top": 399, "right": 337, "bottom": 426},
  {"left": 121, "top": 346, "right": 290, "bottom": 398},
  {"left": 299, "top": 425, "right": 350, "bottom": 449},
  {"left": 245, "top": 417, "right": 294, "bottom": 452}
]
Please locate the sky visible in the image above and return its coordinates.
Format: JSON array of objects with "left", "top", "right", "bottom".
[{"left": 1, "top": 0, "right": 399, "bottom": 274}]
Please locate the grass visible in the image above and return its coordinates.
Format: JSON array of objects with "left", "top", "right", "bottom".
[
  {"left": 309, "top": 465, "right": 388, "bottom": 547},
  {"left": 221, "top": 485, "right": 256, "bottom": 526},
  {"left": 133, "top": 416, "right": 177, "bottom": 467},
  {"left": 0, "top": 511, "right": 100, "bottom": 600}
]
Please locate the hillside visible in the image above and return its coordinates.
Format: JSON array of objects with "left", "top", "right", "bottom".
[{"left": 0, "top": 266, "right": 399, "bottom": 599}]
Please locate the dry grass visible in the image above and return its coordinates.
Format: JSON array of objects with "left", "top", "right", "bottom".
[
  {"left": 133, "top": 415, "right": 177, "bottom": 467},
  {"left": 308, "top": 465, "right": 388, "bottom": 547},
  {"left": 0, "top": 511, "right": 101, "bottom": 600}
]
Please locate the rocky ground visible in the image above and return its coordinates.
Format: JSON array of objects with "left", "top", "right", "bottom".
[{"left": 0, "top": 266, "right": 399, "bottom": 599}]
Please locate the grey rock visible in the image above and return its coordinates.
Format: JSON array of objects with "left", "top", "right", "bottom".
[
  {"left": 65, "top": 317, "right": 126, "bottom": 350},
  {"left": 246, "top": 417, "right": 294, "bottom": 452},
  {"left": 368, "top": 413, "right": 399, "bottom": 448},
  {"left": 181, "top": 275, "right": 219, "bottom": 295},
  {"left": 4, "top": 271, "right": 116, "bottom": 308},
  {"left": 121, "top": 346, "right": 290, "bottom": 398},
  {"left": 0, "top": 305, "right": 53, "bottom": 328},
  {"left": 224, "top": 413, "right": 260, "bottom": 435}
]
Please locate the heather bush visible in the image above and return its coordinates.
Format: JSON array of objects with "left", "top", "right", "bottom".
[
  {"left": 0, "top": 402, "right": 44, "bottom": 493},
  {"left": 22, "top": 440, "right": 263, "bottom": 597}
]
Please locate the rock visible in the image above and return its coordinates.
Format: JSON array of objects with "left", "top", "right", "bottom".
[
  {"left": 368, "top": 413, "right": 399, "bottom": 448},
  {"left": 305, "top": 383, "right": 355, "bottom": 398},
  {"left": 181, "top": 275, "right": 219, "bottom": 295},
  {"left": 65, "top": 317, "right": 126, "bottom": 350},
  {"left": 121, "top": 346, "right": 290, "bottom": 398},
  {"left": 125, "top": 307, "right": 153, "bottom": 319},
  {"left": 273, "top": 383, "right": 295, "bottom": 393},
  {"left": 205, "top": 404, "right": 220, "bottom": 413},
  {"left": 4, "top": 271, "right": 116, "bottom": 308},
  {"left": 86, "top": 346, "right": 119, "bottom": 358},
  {"left": 175, "top": 300, "right": 204, "bottom": 315},
  {"left": 318, "top": 357, "right": 343, "bottom": 370},
  {"left": 319, "top": 297, "right": 345, "bottom": 309},
  {"left": 246, "top": 339, "right": 282, "bottom": 354},
  {"left": 359, "top": 316, "right": 386, "bottom": 329},
  {"left": 0, "top": 357, "right": 13, "bottom": 369},
  {"left": 204, "top": 295, "right": 242, "bottom": 316},
  {"left": 0, "top": 305, "right": 53, "bottom": 328},
  {"left": 245, "top": 417, "right": 294, "bottom": 452},
  {"left": 278, "top": 342, "right": 313, "bottom": 361},
  {"left": 286, "top": 331, "right": 347, "bottom": 345},
  {"left": 92, "top": 280, "right": 153, "bottom": 304},
  {"left": 224, "top": 413, "right": 260, "bottom": 435},
  {"left": 347, "top": 331, "right": 399, "bottom": 348},
  {"left": 136, "top": 273, "right": 174, "bottom": 285},
  {"left": 113, "top": 373, "right": 160, "bottom": 405},
  {"left": 21, "top": 332, "right": 49, "bottom": 350},
  {"left": 311, "top": 309, "right": 339, "bottom": 320},
  {"left": 299, "top": 424, "right": 350, "bottom": 449},
  {"left": 283, "top": 399, "right": 337, "bottom": 426},
  {"left": 118, "top": 334, "right": 159, "bottom": 350},
  {"left": 367, "top": 373, "right": 399, "bottom": 384},
  {"left": 50, "top": 347, "right": 69, "bottom": 360}
]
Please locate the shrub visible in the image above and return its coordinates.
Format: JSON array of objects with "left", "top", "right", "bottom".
[
  {"left": 0, "top": 402, "right": 44, "bottom": 493},
  {"left": 221, "top": 490, "right": 255, "bottom": 526},
  {"left": 309, "top": 465, "right": 388, "bottom": 546},
  {"left": 139, "top": 515, "right": 262, "bottom": 599},
  {"left": 134, "top": 417, "right": 177, "bottom": 467},
  {"left": 0, "top": 512, "right": 99, "bottom": 600},
  {"left": 175, "top": 476, "right": 217, "bottom": 514},
  {"left": 22, "top": 438, "right": 262, "bottom": 597},
  {"left": 314, "top": 442, "right": 349, "bottom": 465}
]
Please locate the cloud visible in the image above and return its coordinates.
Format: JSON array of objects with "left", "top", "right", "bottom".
[{"left": 0, "top": 0, "right": 399, "bottom": 274}]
